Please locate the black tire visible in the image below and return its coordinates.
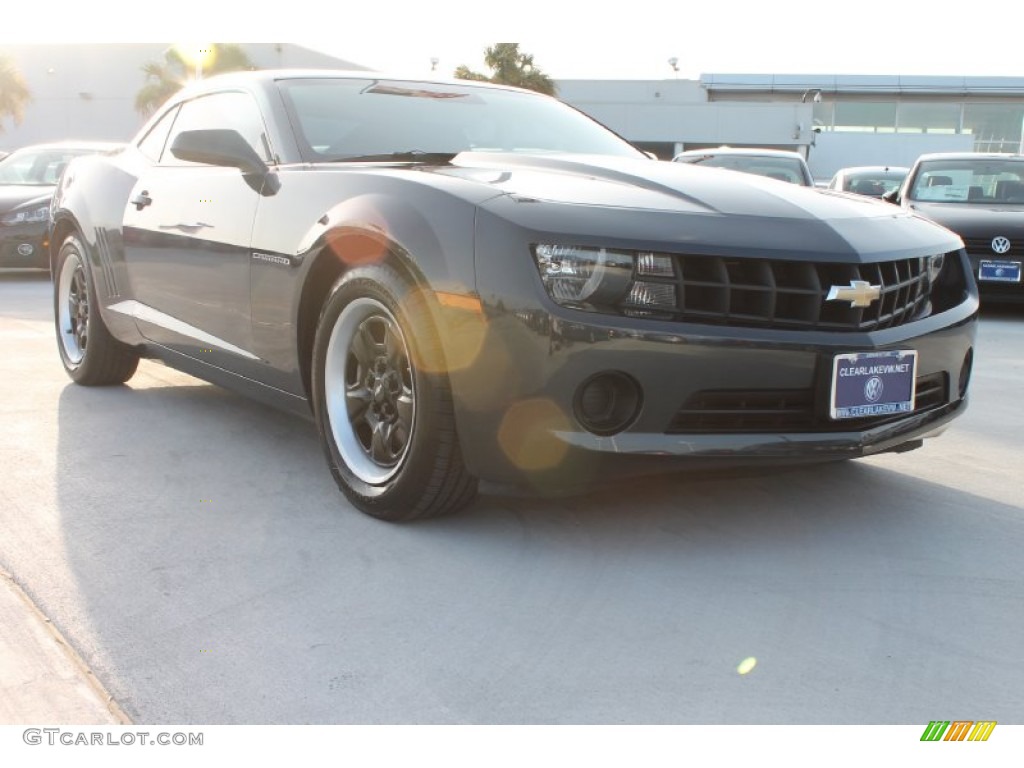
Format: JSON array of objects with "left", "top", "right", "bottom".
[
  {"left": 54, "top": 233, "right": 140, "bottom": 385},
  {"left": 311, "top": 264, "right": 478, "bottom": 521}
]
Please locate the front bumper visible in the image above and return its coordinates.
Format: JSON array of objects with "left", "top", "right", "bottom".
[
  {"left": 441, "top": 215, "right": 978, "bottom": 488},
  {"left": 444, "top": 308, "right": 974, "bottom": 486},
  {"left": 965, "top": 251, "right": 1024, "bottom": 303},
  {"left": 0, "top": 224, "right": 49, "bottom": 269}
]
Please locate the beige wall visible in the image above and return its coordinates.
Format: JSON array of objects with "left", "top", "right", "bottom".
[{"left": 0, "top": 44, "right": 367, "bottom": 151}]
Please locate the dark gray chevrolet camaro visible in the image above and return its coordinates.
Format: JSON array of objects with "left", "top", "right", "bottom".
[{"left": 51, "top": 70, "right": 978, "bottom": 520}]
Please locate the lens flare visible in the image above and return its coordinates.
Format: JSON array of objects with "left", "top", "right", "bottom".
[
  {"left": 391, "top": 286, "right": 483, "bottom": 376},
  {"left": 432, "top": 291, "right": 488, "bottom": 372},
  {"left": 737, "top": 657, "right": 757, "bottom": 675},
  {"left": 497, "top": 398, "right": 571, "bottom": 471},
  {"left": 174, "top": 43, "right": 216, "bottom": 78},
  {"left": 326, "top": 230, "right": 389, "bottom": 267}
]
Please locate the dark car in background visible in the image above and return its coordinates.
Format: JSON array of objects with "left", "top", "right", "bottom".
[
  {"left": 51, "top": 70, "right": 977, "bottom": 521},
  {"left": 0, "top": 141, "right": 123, "bottom": 269},
  {"left": 887, "top": 152, "right": 1024, "bottom": 303},
  {"left": 829, "top": 165, "right": 908, "bottom": 198},
  {"left": 672, "top": 147, "right": 814, "bottom": 186}
]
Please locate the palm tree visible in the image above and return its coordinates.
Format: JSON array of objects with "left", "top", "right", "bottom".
[
  {"left": 0, "top": 55, "right": 32, "bottom": 134},
  {"left": 455, "top": 44, "right": 557, "bottom": 96},
  {"left": 135, "top": 44, "right": 256, "bottom": 118}
]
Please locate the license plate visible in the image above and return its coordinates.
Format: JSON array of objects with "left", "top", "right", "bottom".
[
  {"left": 979, "top": 260, "right": 1021, "bottom": 282},
  {"left": 830, "top": 350, "right": 917, "bottom": 420}
]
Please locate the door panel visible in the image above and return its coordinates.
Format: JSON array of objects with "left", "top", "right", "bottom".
[{"left": 122, "top": 165, "right": 262, "bottom": 374}]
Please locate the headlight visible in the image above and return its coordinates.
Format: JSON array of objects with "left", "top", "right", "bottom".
[
  {"left": 533, "top": 245, "right": 633, "bottom": 305},
  {"left": 1, "top": 204, "right": 50, "bottom": 225},
  {"left": 532, "top": 244, "right": 677, "bottom": 314}
]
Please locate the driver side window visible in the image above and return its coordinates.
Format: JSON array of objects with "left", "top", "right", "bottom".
[{"left": 160, "top": 91, "right": 271, "bottom": 166}]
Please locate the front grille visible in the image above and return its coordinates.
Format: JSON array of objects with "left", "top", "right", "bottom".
[
  {"left": 962, "top": 237, "right": 1024, "bottom": 258},
  {"left": 623, "top": 253, "right": 944, "bottom": 331},
  {"left": 666, "top": 372, "right": 948, "bottom": 434}
]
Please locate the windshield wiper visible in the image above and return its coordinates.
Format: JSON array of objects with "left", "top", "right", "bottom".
[{"left": 328, "top": 151, "right": 458, "bottom": 164}]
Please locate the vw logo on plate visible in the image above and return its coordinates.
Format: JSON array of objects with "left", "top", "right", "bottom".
[
  {"left": 864, "top": 376, "right": 884, "bottom": 403},
  {"left": 991, "top": 236, "right": 1012, "bottom": 254}
]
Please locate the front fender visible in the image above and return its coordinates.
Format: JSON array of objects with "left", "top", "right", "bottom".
[
  {"left": 297, "top": 192, "right": 452, "bottom": 290},
  {"left": 248, "top": 172, "right": 481, "bottom": 396}
]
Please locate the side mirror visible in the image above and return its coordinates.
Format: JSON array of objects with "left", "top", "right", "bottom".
[
  {"left": 881, "top": 189, "right": 900, "bottom": 205},
  {"left": 170, "top": 129, "right": 268, "bottom": 176}
]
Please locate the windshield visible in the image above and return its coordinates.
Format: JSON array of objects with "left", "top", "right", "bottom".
[
  {"left": 0, "top": 148, "right": 95, "bottom": 186},
  {"left": 840, "top": 171, "right": 906, "bottom": 196},
  {"left": 679, "top": 154, "right": 810, "bottom": 185},
  {"left": 277, "top": 78, "right": 646, "bottom": 162},
  {"left": 908, "top": 158, "right": 1024, "bottom": 204}
]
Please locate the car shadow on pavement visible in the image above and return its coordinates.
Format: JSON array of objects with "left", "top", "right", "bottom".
[
  {"left": 46, "top": 371, "right": 1024, "bottom": 725},
  {"left": 0, "top": 268, "right": 49, "bottom": 282},
  {"left": 978, "top": 303, "right": 1022, "bottom": 320}
]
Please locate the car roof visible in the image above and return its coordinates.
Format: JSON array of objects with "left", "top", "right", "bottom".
[
  {"left": 4, "top": 141, "right": 126, "bottom": 155},
  {"left": 173, "top": 68, "right": 539, "bottom": 98},
  {"left": 674, "top": 147, "right": 805, "bottom": 159},
  {"left": 914, "top": 152, "right": 1024, "bottom": 162},
  {"left": 835, "top": 165, "right": 909, "bottom": 174}
]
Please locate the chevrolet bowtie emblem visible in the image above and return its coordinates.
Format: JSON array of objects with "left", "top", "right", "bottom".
[{"left": 826, "top": 280, "right": 882, "bottom": 308}]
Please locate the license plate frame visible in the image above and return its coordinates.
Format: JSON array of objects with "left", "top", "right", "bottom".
[
  {"left": 979, "top": 260, "right": 1021, "bottom": 283},
  {"left": 829, "top": 350, "right": 918, "bottom": 420}
]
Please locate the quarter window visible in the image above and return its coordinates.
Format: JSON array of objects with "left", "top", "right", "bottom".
[{"left": 137, "top": 106, "right": 179, "bottom": 161}]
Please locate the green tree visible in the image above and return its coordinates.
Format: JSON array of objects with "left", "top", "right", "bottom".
[
  {"left": 135, "top": 44, "right": 256, "bottom": 117},
  {"left": 454, "top": 44, "right": 556, "bottom": 96},
  {"left": 0, "top": 55, "right": 32, "bottom": 134}
]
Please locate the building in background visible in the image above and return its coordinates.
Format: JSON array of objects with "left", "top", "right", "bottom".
[
  {"left": 558, "top": 74, "right": 1024, "bottom": 181},
  {"left": 3, "top": 48, "right": 1022, "bottom": 183},
  {"left": 0, "top": 44, "right": 366, "bottom": 150}
]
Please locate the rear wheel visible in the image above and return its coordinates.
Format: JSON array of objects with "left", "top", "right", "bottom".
[
  {"left": 54, "top": 233, "right": 139, "bottom": 385},
  {"left": 312, "top": 264, "right": 477, "bottom": 521}
]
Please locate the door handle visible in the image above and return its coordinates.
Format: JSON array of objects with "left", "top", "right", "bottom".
[
  {"left": 159, "top": 222, "right": 212, "bottom": 230},
  {"left": 130, "top": 191, "right": 153, "bottom": 211}
]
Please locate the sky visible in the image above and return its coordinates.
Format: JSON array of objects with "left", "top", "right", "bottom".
[{"left": 5, "top": 0, "right": 1024, "bottom": 82}]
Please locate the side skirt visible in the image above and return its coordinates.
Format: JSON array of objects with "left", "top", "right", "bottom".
[{"left": 141, "top": 342, "right": 314, "bottom": 422}]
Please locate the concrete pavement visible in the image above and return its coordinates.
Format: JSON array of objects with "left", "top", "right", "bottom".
[
  {"left": 0, "top": 567, "right": 128, "bottom": 725},
  {"left": 4, "top": 270, "right": 1024, "bottom": 723}
]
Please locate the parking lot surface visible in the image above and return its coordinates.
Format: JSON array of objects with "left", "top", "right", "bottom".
[{"left": 1, "top": 269, "right": 1022, "bottom": 724}]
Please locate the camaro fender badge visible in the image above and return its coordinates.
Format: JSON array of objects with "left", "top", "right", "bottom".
[
  {"left": 251, "top": 251, "right": 293, "bottom": 267},
  {"left": 825, "top": 280, "right": 882, "bottom": 308},
  {"left": 991, "top": 236, "right": 1011, "bottom": 254}
]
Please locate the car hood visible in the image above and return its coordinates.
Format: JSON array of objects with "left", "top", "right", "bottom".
[
  {"left": 430, "top": 152, "right": 960, "bottom": 259},
  {"left": 0, "top": 186, "right": 54, "bottom": 216},
  {"left": 908, "top": 201, "right": 1024, "bottom": 239},
  {"left": 437, "top": 152, "right": 875, "bottom": 218}
]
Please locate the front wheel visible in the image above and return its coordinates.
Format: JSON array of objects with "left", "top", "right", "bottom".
[
  {"left": 312, "top": 264, "right": 477, "bottom": 521},
  {"left": 54, "top": 233, "right": 139, "bottom": 385}
]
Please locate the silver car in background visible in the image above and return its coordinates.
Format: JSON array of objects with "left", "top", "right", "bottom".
[
  {"left": 673, "top": 146, "right": 814, "bottom": 186},
  {"left": 829, "top": 165, "right": 909, "bottom": 198}
]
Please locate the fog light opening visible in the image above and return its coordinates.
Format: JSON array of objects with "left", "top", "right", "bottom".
[
  {"left": 574, "top": 372, "right": 642, "bottom": 436},
  {"left": 959, "top": 347, "right": 973, "bottom": 398}
]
